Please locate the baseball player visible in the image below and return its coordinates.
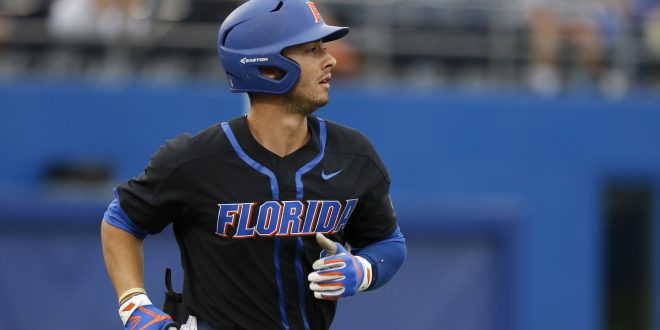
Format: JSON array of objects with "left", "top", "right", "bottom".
[{"left": 101, "top": 0, "right": 407, "bottom": 329}]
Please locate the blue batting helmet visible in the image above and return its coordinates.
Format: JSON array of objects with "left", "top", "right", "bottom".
[{"left": 217, "top": 0, "right": 349, "bottom": 94}]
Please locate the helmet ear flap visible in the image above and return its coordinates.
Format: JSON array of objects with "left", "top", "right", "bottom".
[{"left": 224, "top": 53, "right": 301, "bottom": 94}]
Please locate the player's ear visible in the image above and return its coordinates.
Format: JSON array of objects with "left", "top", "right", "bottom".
[{"left": 259, "top": 67, "right": 286, "bottom": 80}]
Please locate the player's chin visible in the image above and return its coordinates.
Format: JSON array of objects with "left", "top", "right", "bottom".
[
  {"left": 315, "top": 91, "right": 330, "bottom": 106},
  {"left": 304, "top": 95, "right": 328, "bottom": 112},
  {"left": 316, "top": 95, "right": 329, "bottom": 107}
]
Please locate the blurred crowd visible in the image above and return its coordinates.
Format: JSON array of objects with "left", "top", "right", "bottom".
[
  {"left": 0, "top": 0, "right": 659, "bottom": 96},
  {"left": 523, "top": 0, "right": 660, "bottom": 97}
]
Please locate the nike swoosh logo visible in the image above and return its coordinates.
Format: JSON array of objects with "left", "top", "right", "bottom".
[{"left": 321, "top": 169, "right": 343, "bottom": 180}]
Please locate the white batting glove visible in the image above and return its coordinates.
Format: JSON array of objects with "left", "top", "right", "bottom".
[
  {"left": 119, "top": 294, "right": 178, "bottom": 330},
  {"left": 307, "top": 233, "right": 373, "bottom": 300}
]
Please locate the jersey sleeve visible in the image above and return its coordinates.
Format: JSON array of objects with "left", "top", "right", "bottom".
[
  {"left": 115, "top": 135, "right": 190, "bottom": 234},
  {"left": 343, "top": 144, "right": 398, "bottom": 248}
]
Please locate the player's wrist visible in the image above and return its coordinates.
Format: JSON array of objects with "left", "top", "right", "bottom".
[
  {"left": 118, "top": 293, "right": 153, "bottom": 326},
  {"left": 354, "top": 255, "right": 373, "bottom": 292},
  {"left": 118, "top": 287, "right": 147, "bottom": 305},
  {"left": 118, "top": 293, "right": 177, "bottom": 329}
]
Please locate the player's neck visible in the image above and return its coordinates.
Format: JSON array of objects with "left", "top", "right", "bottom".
[{"left": 246, "top": 106, "right": 309, "bottom": 158}]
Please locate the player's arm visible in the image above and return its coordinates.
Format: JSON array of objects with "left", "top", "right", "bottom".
[
  {"left": 101, "top": 218, "right": 145, "bottom": 300},
  {"left": 308, "top": 227, "right": 406, "bottom": 300},
  {"left": 101, "top": 198, "right": 178, "bottom": 329},
  {"left": 102, "top": 135, "right": 188, "bottom": 328},
  {"left": 349, "top": 225, "right": 406, "bottom": 291}
]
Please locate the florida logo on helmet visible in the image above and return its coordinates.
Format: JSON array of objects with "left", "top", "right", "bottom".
[{"left": 306, "top": 1, "right": 322, "bottom": 23}]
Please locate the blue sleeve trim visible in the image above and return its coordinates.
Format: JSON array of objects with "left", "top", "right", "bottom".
[
  {"left": 355, "top": 225, "right": 407, "bottom": 291},
  {"left": 103, "top": 188, "right": 148, "bottom": 239}
]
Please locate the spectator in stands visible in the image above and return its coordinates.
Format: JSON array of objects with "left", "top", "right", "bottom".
[
  {"left": 0, "top": 9, "right": 8, "bottom": 51},
  {"left": 523, "top": 0, "right": 626, "bottom": 97},
  {"left": 637, "top": 0, "right": 660, "bottom": 85},
  {"left": 48, "top": 0, "right": 151, "bottom": 43}
]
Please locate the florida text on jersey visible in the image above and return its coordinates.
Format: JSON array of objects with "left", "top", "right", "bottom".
[
  {"left": 114, "top": 115, "right": 397, "bottom": 329},
  {"left": 215, "top": 198, "right": 358, "bottom": 238}
]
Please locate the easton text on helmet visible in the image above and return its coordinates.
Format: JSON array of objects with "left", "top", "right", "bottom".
[{"left": 240, "top": 57, "right": 270, "bottom": 64}]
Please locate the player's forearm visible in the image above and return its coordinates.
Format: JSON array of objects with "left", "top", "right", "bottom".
[
  {"left": 101, "top": 219, "right": 146, "bottom": 302},
  {"left": 354, "top": 226, "right": 407, "bottom": 291}
]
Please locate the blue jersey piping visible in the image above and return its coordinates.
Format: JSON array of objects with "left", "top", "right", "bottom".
[
  {"left": 293, "top": 117, "right": 326, "bottom": 330},
  {"left": 221, "top": 122, "right": 290, "bottom": 330}
]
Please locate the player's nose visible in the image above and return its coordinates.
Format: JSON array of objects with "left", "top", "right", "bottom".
[{"left": 321, "top": 44, "right": 337, "bottom": 71}]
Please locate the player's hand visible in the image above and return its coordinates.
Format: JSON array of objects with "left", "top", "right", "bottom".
[
  {"left": 307, "top": 233, "right": 373, "bottom": 300},
  {"left": 119, "top": 293, "right": 179, "bottom": 330}
]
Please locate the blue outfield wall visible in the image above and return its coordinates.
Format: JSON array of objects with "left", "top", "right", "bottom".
[{"left": 1, "top": 82, "right": 660, "bottom": 329}]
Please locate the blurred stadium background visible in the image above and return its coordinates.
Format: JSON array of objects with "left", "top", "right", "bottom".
[{"left": 1, "top": 0, "right": 660, "bottom": 329}]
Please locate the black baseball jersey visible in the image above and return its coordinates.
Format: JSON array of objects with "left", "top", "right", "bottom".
[{"left": 116, "top": 115, "right": 397, "bottom": 330}]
